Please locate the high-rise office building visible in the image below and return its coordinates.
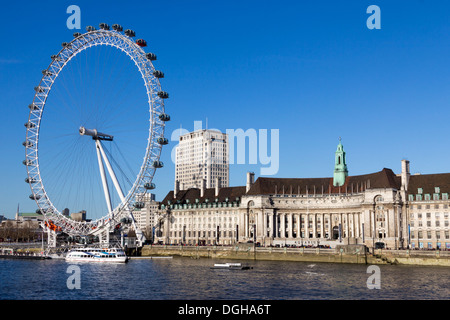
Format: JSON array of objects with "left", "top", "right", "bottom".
[{"left": 175, "top": 129, "right": 229, "bottom": 191}]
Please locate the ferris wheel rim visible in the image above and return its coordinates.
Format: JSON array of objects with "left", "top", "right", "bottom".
[{"left": 24, "top": 25, "right": 167, "bottom": 236}]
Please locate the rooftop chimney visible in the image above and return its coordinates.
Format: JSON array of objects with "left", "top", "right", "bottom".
[
  {"left": 215, "top": 177, "right": 221, "bottom": 197},
  {"left": 246, "top": 172, "right": 255, "bottom": 193},
  {"left": 201, "top": 179, "right": 206, "bottom": 197},
  {"left": 174, "top": 180, "right": 180, "bottom": 198},
  {"left": 401, "top": 159, "right": 410, "bottom": 191}
]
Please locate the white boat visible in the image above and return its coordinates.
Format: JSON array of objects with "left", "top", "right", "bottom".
[
  {"left": 214, "top": 263, "right": 242, "bottom": 268},
  {"left": 211, "top": 262, "right": 252, "bottom": 270},
  {"left": 65, "top": 247, "right": 128, "bottom": 263}
]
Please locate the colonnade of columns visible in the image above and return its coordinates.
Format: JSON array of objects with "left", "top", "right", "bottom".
[{"left": 244, "top": 211, "right": 364, "bottom": 243}]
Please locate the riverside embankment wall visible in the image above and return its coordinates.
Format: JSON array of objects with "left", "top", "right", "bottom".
[{"left": 141, "top": 245, "right": 450, "bottom": 266}]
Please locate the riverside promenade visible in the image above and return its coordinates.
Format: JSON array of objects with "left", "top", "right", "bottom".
[{"left": 141, "top": 244, "right": 450, "bottom": 266}]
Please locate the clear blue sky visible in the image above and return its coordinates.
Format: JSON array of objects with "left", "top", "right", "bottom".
[{"left": 1, "top": 0, "right": 450, "bottom": 218}]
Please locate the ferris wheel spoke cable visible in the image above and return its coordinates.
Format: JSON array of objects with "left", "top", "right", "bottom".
[
  {"left": 97, "top": 74, "right": 143, "bottom": 130},
  {"left": 101, "top": 140, "right": 134, "bottom": 190},
  {"left": 43, "top": 137, "right": 90, "bottom": 211}
]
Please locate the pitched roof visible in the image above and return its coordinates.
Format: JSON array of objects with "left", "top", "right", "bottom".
[
  {"left": 246, "top": 168, "right": 401, "bottom": 195},
  {"left": 407, "top": 172, "right": 450, "bottom": 195},
  {"left": 161, "top": 169, "right": 450, "bottom": 202},
  {"left": 161, "top": 186, "right": 247, "bottom": 205}
]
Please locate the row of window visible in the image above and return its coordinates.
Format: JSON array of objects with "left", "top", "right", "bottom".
[
  {"left": 410, "top": 242, "right": 450, "bottom": 249},
  {"left": 411, "top": 230, "right": 450, "bottom": 239},
  {"left": 410, "top": 212, "right": 450, "bottom": 219},
  {"left": 411, "top": 204, "right": 449, "bottom": 210},
  {"left": 411, "top": 220, "right": 450, "bottom": 227},
  {"left": 409, "top": 193, "right": 449, "bottom": 201},
  {"left": 170, "top": 230, "right": 234, "bottom": 238},
  {"left": 174, "top": 215, "right": 237, "bottom": 223}
]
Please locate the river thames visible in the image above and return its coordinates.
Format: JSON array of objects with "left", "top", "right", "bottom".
[{"left": 0, "top": 257, "right": 448, "bottom": 300}]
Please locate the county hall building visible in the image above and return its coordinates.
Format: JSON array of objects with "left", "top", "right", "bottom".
[{"left": 154, "top": 140, "right": 450, "bottom": 250}]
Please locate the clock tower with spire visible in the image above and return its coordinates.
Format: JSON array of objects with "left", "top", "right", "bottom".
[{"left": 333, "top": 137, "right": 348, "bottom": 187}]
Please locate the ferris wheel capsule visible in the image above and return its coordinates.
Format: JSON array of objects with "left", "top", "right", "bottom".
[
  {"left": 23, "top": 159, "right": 34, "bottom": 166},
  {"left": 120, "top": 217, "right": 132, "bottom": 224},
  {"left": 158, "top": 113, "right": 170, "bottom": 121},
  {"left": 157, "top": 91, "right": 169, "bottom": 99},
  {"left": 124, "top": 29, "right": 136, "bottom": 37},
  {"left": 153, "top": 70, "right": 164, "bottom": 78},
  {"left": 25, "top": 177, "right": 37, "bottom": 184},
  {"left": 146, "top": 52, "right": 157, "bottom": 61},
  {"left": 157, "top": 137, "right": 169, "bottom": 145},
  {"left": 152, "top": 160, "right": 164, "bottom": 168},
  {"left": 112, "top": 24, "right": 123, "bottom": 31},
  {"left": 144, "top": 183, "right": 156, "bottom": 190},
  {"left": 23, "top": 141, "right": 33, "bottom": 147},
  {"left": 86, "top": 25, "right": 96, "bottom": 32},
  {"left": 136, "top": 39, "right": 147, "bottom": 47},
  {"left": 99, "top": 23, "right": 110, "bottom": 30}
]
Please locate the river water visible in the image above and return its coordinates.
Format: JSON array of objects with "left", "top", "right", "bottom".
[{"left": 0, "top": 257, "right": 448, "bottom": 300}]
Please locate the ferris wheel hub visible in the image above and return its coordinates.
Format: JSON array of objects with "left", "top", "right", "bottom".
[{"left": 79, "top": 126, "right": 114, "bottom": 141}]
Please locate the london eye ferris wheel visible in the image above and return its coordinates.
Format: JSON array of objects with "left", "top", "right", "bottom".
[{"left": 23, "top": 23, "right": 170, "bottom": 246}]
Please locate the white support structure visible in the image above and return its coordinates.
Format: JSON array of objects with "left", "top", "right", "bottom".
[
  {"left": 95, "top": 136, "right": 146, "bottom": 247},
  {"left": 95, "top": 140, "right": 113, "bottom": 214},
  {"left": 41, "top": 222, "right": 57, "bottom": 248}
]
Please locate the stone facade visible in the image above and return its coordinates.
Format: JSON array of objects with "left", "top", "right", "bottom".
[{"left": 153, "top": 143, "right": 450, "bottom": 250}]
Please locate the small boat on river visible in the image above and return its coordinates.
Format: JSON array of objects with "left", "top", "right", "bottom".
[{"left": 211, "top": 262, "right": 252, "bottom": 270}]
